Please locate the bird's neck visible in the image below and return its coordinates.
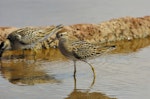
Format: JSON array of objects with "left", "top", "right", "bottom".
[{"left": 59, "top": 38, "right": 71, "bottom": 49}]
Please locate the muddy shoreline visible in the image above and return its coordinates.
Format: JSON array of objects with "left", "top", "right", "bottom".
[{"left": 0, "top": 16, "right": 150, "bottom": 48}]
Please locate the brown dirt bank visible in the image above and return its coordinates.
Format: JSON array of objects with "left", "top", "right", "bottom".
[{"left": 0, "top": 16, "right": 150, "bottom": 48}]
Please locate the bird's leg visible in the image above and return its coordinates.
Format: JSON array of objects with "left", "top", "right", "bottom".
[
  {"left": 73, "top": 71, "right": 77, "bottom": 90},
  {"left": 82, "top": 60, "right": 96, "bottom": 88},
  {"left": 89, "top": 64, "right": 96, "bottom": 88},
  {"left": 73, "top": 60, "right": 77, "bottom": 89},
  {"left": 73, "top": 60, "right": 77, "bottom": 77}
]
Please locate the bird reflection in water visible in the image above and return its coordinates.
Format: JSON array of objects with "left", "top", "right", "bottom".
[
  {"left": 0, "top": 48, "right": 67, "bottom": 85},
  {"left": 65, "top": 70, "right": 117, "bottom": 99},
  {"left": 0, "top": 57, "right": 61, "bottom": 85},
  {"left": 66, "top": 90, "right": 117, "bottom": 99}
]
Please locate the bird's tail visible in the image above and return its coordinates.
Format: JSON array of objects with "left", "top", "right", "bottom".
[{"left": 97, "top": 45, "right": 116, "bottom": 55}]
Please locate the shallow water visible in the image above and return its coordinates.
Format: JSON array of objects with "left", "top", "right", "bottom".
[
  {"left": 0, "top": 0, "right": 150, "bottom": 99},
  {"left": 0, "top": 37, "right": 150, "bottom": 99}
]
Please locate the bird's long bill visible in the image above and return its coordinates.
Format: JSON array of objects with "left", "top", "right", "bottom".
[
  {"left": 46, "top": 24, "right": 63, "bottom": 45},
  {"left": 49, "top": 24, "right": 64, "bottom": 37},
  {"left": 35, "top": 24, "right": 64, "bottom": 45}
]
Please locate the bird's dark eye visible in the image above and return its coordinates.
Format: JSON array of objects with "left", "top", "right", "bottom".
[
  {"left": 56, "top": 33, "right": 63, "bottom": 38},
  {"left": 60, "top": 34, "right": 63, "bottom": 37}
]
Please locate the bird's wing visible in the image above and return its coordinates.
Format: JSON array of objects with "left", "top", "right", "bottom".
[
  {"left": 8, "top": 27, "right": 41, "bottom": 44},
  {"left": 72, "top": 41, "right": 115, "bottom": 59},
  {"left": 7, "top": 27, "right": 33, "bottom": 44},
  {"left": 72, "top": 41, "right": 97, "bottom": 59},
  {"left": 8, "top": 25, "right": 63, "bottom": 45}
]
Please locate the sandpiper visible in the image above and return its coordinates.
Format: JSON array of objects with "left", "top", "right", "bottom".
[
  {"left": 0, "top": 24, "right": 63, "bottom": 57},
  {"left": 54, "top": 31, "right": 116, "bottom": 77}
]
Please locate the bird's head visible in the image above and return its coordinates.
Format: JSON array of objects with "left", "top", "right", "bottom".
[
  {"left": 56, "top": 32, "right": 79, "bottom": 42},
  {"left": 56, "top": 32, "right": 68, "bottom": 39},
  {"left": 0, "top": 39, "right": 11, "bottom": 57}
]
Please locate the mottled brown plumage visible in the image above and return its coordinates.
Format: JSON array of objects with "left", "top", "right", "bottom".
[
  {"left": 56, "top": 32, "right": 115, "bottom": 61},
  {"left": 55, "top": 31, "right": 115, "bottom": 78}
]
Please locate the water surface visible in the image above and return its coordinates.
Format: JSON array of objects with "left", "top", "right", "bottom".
[
  {"left": 0, "top": 0, "right": 150, "bottom": 99},
  {"left": 0, "top": 37, "right": 150, "bottom": 99}
]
